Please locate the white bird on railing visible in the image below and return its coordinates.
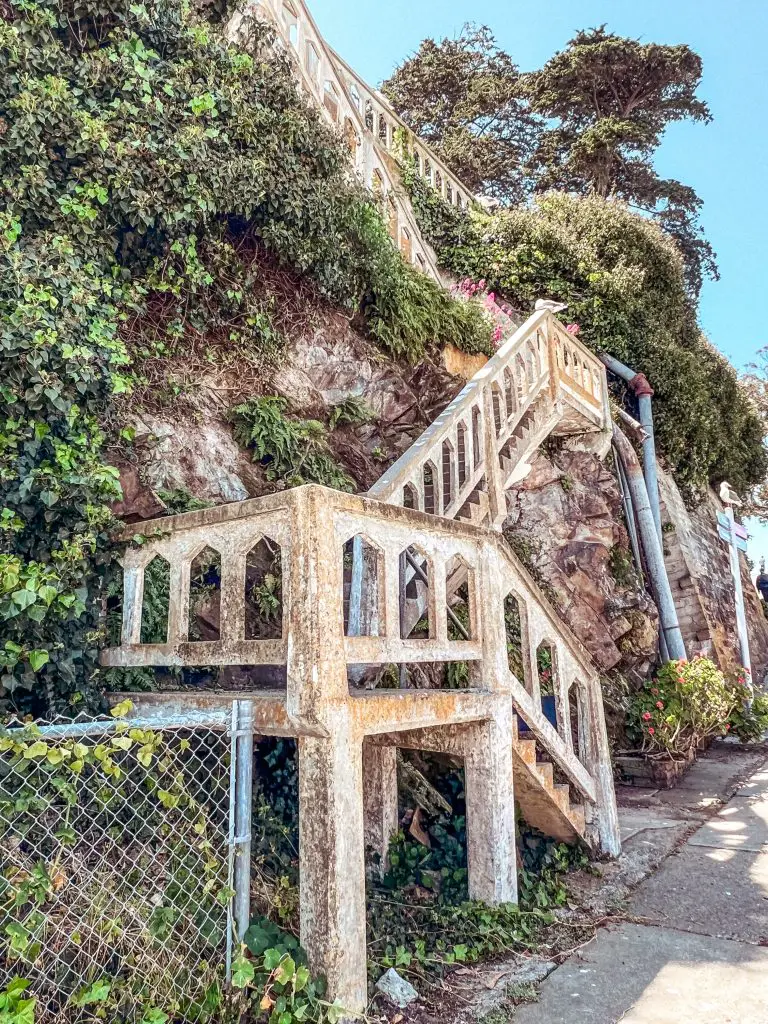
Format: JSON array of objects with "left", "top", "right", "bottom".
[{"left": 535, "top": 298, "right": 569, "bottom": 313}]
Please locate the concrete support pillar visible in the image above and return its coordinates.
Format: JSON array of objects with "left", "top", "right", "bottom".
[
  {"left": 288, "top": 488, "right": 369, "bottom": 1011},
  {"left": 298, "top": 720, "right": 368, "bottom": 1013},
  {"left": 464, "top": 712, "right": 517, "bottom": 904},
  {"left": 362, "top": 742, "right": 399, "bottom": 875},
  {"left": 581, "top": 677, "right": 621, "bottom": 857}
]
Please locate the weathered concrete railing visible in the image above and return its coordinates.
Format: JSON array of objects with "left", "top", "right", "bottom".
[
  {"left": 369, "top": 309, "right": 612, "bottom": 527},
  {"left": 329, "top": 47, "right": 473, "bottom": 211},
  {"left": 103, "top": 484, "right": 620, "bottom": 1012},
  {"left": 230, "top": 0, "right": 448, "bottom": 279}
]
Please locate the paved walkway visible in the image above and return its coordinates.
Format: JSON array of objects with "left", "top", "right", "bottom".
[{"left": 514, "top": 748, "right": 768, "bottom": 1024}]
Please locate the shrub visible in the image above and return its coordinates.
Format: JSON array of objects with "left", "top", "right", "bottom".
[
  {"left": 402, "top": 181, "right": 767, "bottom": 496},
  {"left": 229, "top": 397, "right": 355, "bottom": 491},
  {"left": 727, "top": 669, "right": 768, "bottom": 743},
  {"left": 628, "top": 656, "right": 736, "bottom": 756}
]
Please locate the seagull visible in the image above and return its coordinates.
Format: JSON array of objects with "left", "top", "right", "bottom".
[{"left": 535, "top": 298, "right": 569, "bottom": 313}]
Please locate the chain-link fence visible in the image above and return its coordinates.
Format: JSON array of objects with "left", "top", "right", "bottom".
[{"left": 0, "top": 708, "right": 244, "bottom": 1023}]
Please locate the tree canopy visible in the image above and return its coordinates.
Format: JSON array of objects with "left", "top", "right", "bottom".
[
  {"left": 524, "top": 26, "right": 717, "bottom": 297},
  {"left": 382, "top": 25, "right": 538, "bottom": 205},
  {"left": 385, "top": 23, "right": 717, "bottom": 298}
]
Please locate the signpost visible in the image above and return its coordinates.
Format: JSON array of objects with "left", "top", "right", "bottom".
[{"left": 718, "top": 482, "right": 751, "bottom": 676}]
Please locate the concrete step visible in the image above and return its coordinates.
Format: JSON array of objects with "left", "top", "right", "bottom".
[
  {"left": 516, "top": 738, "right": 537, "bottom": 767},
  {"left": 512, "top": 737, "right": 588, "bottom": 846}
]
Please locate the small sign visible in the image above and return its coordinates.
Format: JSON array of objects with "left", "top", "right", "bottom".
[{"left": 717, "top": 512, "right": 749, "bottom": 551}]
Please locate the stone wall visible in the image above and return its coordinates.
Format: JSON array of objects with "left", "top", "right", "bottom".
[
  {"left": 658, "top": 467, "right": 768, "bottom": 680},
  {"left": 503, "top": 449, "right": 659, "bottom": 684}
]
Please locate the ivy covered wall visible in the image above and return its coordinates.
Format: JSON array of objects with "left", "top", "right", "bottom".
[{"left": 0, "top": 0, "right": 492, "bottom": 708}]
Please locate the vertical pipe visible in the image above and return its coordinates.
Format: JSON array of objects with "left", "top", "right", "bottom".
[
  {"left": 599, "top": 355, "right": 664, "bottom": 546},
  {"left": 614, "top": 451, "right": 644, "bottom": 587},
  {"left": 637, "top": 394, "right": 663, "bottom": 541},
  {"left": 233, "top": 700, "right": 254, "bottom": 945},
  {"left": 612, "top": 425, "right": 686, "bottom": 662}
]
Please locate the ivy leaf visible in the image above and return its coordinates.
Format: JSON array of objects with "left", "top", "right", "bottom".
[
  {"left": 23, "top": 741, "right": 49, "bottom": 759},
  {"left": 110, "top": 699, "right": 134, "bottom": 718},
  {"left": 263, "top": 947, "right": 283, "bottom": 971},
  {"left": 11, "top": 589, "right": 37, "bottom": 610},
  {"left": 274, "top": 955, "right": 295, "bottom": 985},
  {"left": 71, "top": 979, "right": 110, "bottom": 1006},
  {"left": 27, "top": 649, "right": 49, "bottom": 672},
  {"left": 230, "top": 955, "right": 255, "bottom": 989}
]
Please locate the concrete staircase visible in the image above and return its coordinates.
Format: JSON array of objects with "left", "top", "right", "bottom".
[
  {"left": 100, "top": 5, "right": 622, "bottom": 1009},
  {"left": 366, "top": 306, "right": 613, "bottom": 849},
  {"left": 513, "top": 719, "right": 587, "bottom": 844}
]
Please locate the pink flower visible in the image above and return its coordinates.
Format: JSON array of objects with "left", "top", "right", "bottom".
[
  {"left": 656, "top": 701, "right": 664, "bottom": 709},
  {"left": 725, "top": 723, "right": 731, "bottom": 731},
  {"left": 565, "top": 323, "right": 580, "bottom": 336},
  {"left": 642, "top": 712, "right": 652, "bottom": 721},
  {"left": 648, "top": 727, "right": 655, "bottom": 735}
]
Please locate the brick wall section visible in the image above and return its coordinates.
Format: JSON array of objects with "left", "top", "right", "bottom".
[{"left": 658, "top": 467, "right": 768, "bottom": 679}]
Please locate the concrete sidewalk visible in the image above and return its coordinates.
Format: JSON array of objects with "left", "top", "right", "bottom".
[{"left": 513, "top": 749, "right": 768, "bottom": 1024}]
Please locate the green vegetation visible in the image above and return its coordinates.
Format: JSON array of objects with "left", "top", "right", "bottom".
[
  {"left": 727, "top": 672, "right": 768, "bottom": 743},
  {"left": 249, "top": 741, "right": 585, "bottom": 994},
  {"left": 230, "top": 397, "right": 354, "bottom": 490},
  {"left": 609, "top": 545, "right": 638, "bottom": 588},
  {"left": 368, "top": 804, "right": 586, "bottom": 986},
  {"left": 403, "top": 184, "right": 767, "bottom": 495},
  {"left": 328, "top": 396, "right": 375, "bottom": 430},
  {"left": 386, "top": 23, "right": 716, "bottom": 296},
  {"left": 0, "top": 0, "right": 492, "bottom": 709},
  {"left": 0, "top": 978, "right": 36, "bottom": 1024},
  {"left": 382, "top": 25, "right": 537, "bottom": 206},
  {"left": 628, "top": 656, "right": 737, "bottom": 755}
]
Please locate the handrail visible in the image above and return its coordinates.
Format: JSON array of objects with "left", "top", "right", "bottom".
[
  {"left": 369, "top": 309, "right": 610, "bottom": 526},
  {"left": 101, "top": 484, "right": 612, "bottom": 813},
  {"left": 233, "top": 0, "right": 442, "bottom": 280},
  {"left": 328, "top": 46, "right": 475, "bottom": 211}
]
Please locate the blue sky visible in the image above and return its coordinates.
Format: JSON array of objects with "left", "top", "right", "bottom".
[{"left": 311, "top": 0, "right": 768, "bottom": 567}]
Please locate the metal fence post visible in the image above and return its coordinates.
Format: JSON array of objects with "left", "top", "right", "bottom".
[{"left": 233, "top": 700, "right": 254, "bottom": 945}]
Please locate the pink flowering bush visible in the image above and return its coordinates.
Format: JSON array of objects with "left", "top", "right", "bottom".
[
  {"left": 452, "top": 278, "right": 519, "bottom": 350},
  {"left": 628, "top": 657, "right": 737, "bottom": 757}
]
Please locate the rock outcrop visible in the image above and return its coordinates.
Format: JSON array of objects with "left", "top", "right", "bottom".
[{"left": 503, "top": 448, "right": 659, "bottom": 683}]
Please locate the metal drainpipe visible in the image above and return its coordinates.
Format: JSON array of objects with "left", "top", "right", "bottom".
[
  {"left": 600, "top": 354, "right": 663, "bottom": 541},
  {"left": 612, "top": 425, "right": 686, "bottom": 661},
  {"left": 601, "top": 353, "right": 675, "bottom": 662},
  {"left": 614, "top": 449, "right": 644, "bottom": 587}
]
